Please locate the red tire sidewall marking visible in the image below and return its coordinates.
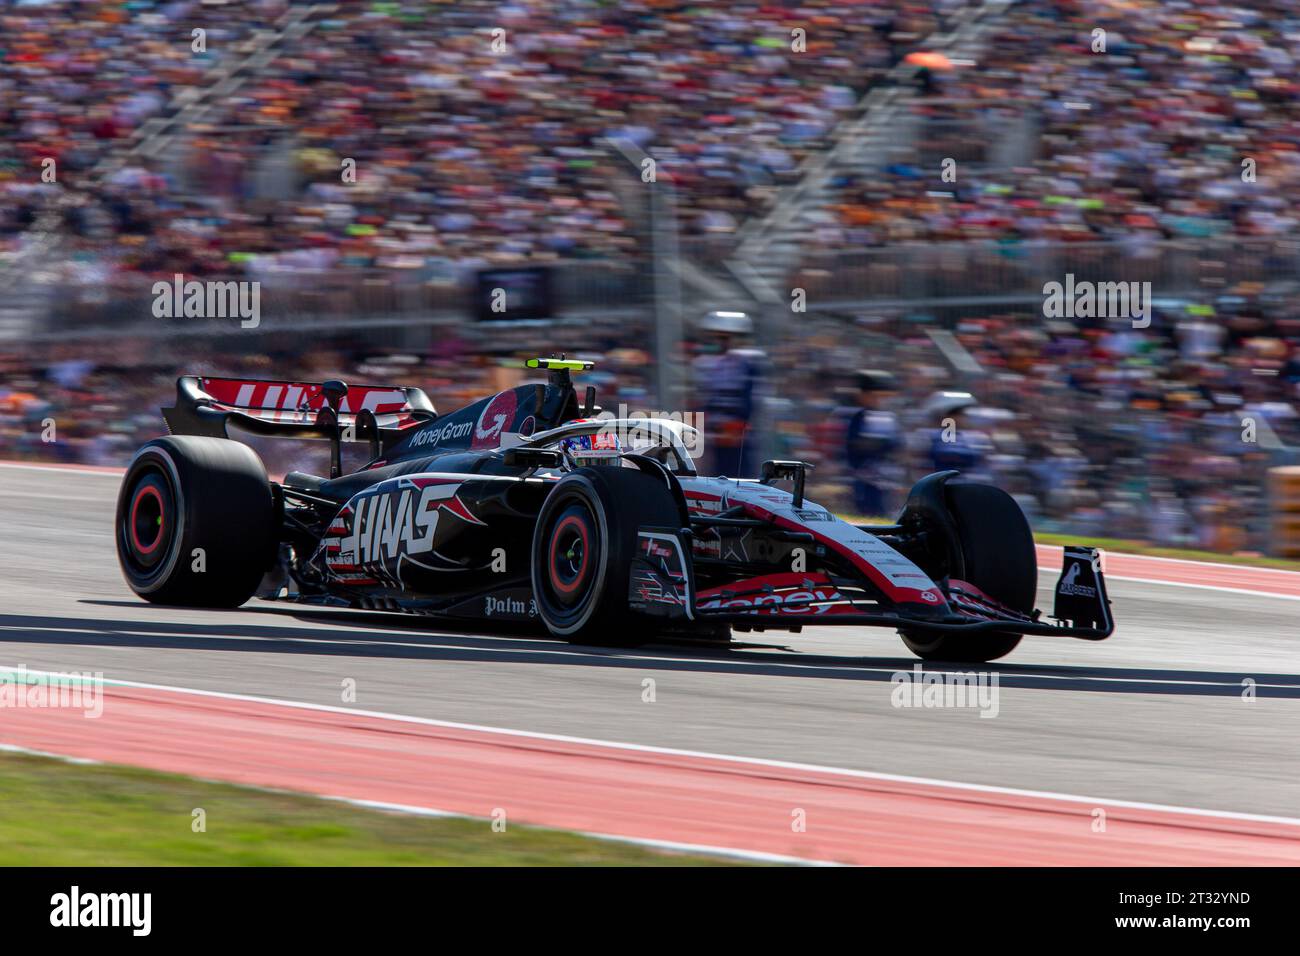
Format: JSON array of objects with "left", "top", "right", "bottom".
[
  {"left": 130, "top": 483, "right": 165, "bottom": 555},
  {"left": 549, "top": 512, "right": 592, "bottom": 596}
]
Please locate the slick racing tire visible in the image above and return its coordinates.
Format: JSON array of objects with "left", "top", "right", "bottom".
[
  {"left": 531, "top": 466, "right": 681, "bottom": 646},
  {"left": 901, "top": 482, "right": 1035, "bottom": 663},
  {"left": 116, "top": 435, "right": 276, "bottom": 608}
]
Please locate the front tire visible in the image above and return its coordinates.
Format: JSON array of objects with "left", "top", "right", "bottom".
[
  {"left": 115, "top": 436, "right": 276, "bottom": 608},
  {"left": 531, "top": 466, "right": 681, "bottom": 646},
  {"left": 900, "top": 482, "right": 1035, "bottom": 663}
]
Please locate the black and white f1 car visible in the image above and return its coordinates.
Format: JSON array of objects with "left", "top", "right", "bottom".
[{"left": 115, "top": 359, "right": 1113, "bottom": 662}]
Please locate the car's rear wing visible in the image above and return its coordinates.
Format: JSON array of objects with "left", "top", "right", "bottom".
[{"left": 162, "top": 376, "right": 436, "bottom": 460}]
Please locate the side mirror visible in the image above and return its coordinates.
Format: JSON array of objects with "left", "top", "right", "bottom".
[
  {"left": 760, "top": 459, "right": 813, "bottom": 508},
  {"left": 503, "top": 447, "right": 564, "bottom": 470}
]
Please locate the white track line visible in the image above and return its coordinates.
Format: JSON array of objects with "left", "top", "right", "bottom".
[
  {"left": 7, "top": 491, "right": 109, "bottom": 502},
  {"left": 1106, "top": 575, "right": 1300, "bottom": 602},
  {"left": 1038, "top": 542, "right": 1300, "bottom": 577},
  {"left": 1035, "top": 566, "right": 1300, "bottom": 603},
  {"left": 5, "top": 628, "right": 1296, "bottom": 689},
  {"left": 3, "top": 666, "right": 1298, "bottom": 829},
  {"left": 0, "top": 462, "right": 123, "bottom": 477},
  {"left": 332, "top": 797, "right": 836, "bottom": 865},
  {"left": 0, "top": 740, "right": 829, "bottom": 866}
]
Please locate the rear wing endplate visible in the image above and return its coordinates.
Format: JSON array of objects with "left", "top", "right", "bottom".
[{"left": 161, "top": 376, "right": 436, "bottom": 452}]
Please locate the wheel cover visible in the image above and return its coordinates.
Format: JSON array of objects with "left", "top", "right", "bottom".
[
  {"left": 121, "top": 470, "right": 175, "bottom": 574},
  {"left": 547, "top": 510, "right": 593, "bottom": 603},
  {"left": 533, "top": 486, "right": 609, "bottom": 634},
  {"left": 130, "top": 484, "right": 165, "bottom": 556}
]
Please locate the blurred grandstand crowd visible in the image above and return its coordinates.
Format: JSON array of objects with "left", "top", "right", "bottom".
[
  {"left": 2, "top": 0, "right": 1300, "bottom": 553},
  {"left": 819, "top": 0, "right": 1300, "bottom": 247},
  {"left": 6, "top": 0, "right": 1297, "bottom": 274},
  {"left": 772, "top": 300, "right": 1300, "bottom": 551},
  {"left": 2, "top": 0, "right": 942, "bottom": 281}
]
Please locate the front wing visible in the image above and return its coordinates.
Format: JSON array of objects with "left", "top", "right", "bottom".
[{"left": 628, "top": 530, "right": 1114, "bottom": 641}]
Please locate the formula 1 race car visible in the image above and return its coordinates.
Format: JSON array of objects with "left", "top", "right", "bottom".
[{"left": 115, "top": 359, "right": 1113, "bottom": 662}]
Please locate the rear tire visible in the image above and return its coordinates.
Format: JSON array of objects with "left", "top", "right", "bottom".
[
  {"left": 531, "top": 466, "right": 681, "bottom": 646},
  {"left": 115, "top": 436, "right": 276, "bottom": 608},
  {"left": 900, "top": 482, "right": 1035, "bottom": 663}
]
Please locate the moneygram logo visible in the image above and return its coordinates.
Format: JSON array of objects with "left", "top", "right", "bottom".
[
  {"left": 473, "top": 390, "right": 519, "bottom": 448},
  {"left": 408, "top": 419, "right": 473, "bottom": 449}
]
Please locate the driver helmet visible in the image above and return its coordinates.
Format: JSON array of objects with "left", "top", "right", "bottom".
[{"left": 561, "top": 431, "right": 623, "bottom": 467}]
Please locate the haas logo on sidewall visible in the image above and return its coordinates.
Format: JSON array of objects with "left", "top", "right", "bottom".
[{"left": 473, "top": 391, "right": 518, "bottom": 449}]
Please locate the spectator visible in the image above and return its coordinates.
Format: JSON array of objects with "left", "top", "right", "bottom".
[
  {"left": 844, "top": 369, "right": 902, "bottom": 516},
  {"left": 691, "top": 311, "right": 764, "bottom": 478}
]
